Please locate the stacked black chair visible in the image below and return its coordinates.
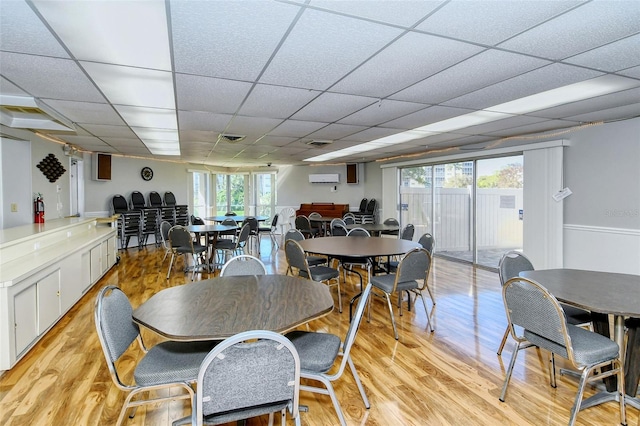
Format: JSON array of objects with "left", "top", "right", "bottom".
[
  {"left": 165, "top": 191, "right": 189, "bottom": 226},
  {"left": 113, "top": 194, "right": 142, "bottom": 249}
]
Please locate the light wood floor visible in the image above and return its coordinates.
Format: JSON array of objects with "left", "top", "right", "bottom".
[{"left": 0, "top": 239, "right": 634, "bottom": 425}]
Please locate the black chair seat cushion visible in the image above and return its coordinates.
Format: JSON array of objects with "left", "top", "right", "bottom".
[
  {"left": 213, "top": 240, "right": 236, "bottom": 250},
  {"left": 135, "top": 341, "right": 216, "bottom": 386},
  {"left": 307, "top": 255, "right": 327, "bottom": 267},
  {"left": 562, "top": 304, "right": 592, "bottom": 325},
  {"left": 285, "top": 330, "right": 341, "bottom": 373}
]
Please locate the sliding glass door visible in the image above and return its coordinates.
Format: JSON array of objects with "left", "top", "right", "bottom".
[
  {"left": 255, "top": 172, "right": 276, "bottom": 219},
  {"left": 399, "top": 155, "right": 523, "bottom": 269}
]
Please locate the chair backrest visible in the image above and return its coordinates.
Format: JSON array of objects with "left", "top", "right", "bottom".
[
  {"left": 94, "top": 286, "right": 140, "bottom": 377},
  {"left": 130, "top": 191, "right": 146, "bottom": 209},
  {"left": 342, "top": 214, "right": 356, "bottom": 225},
  {"left": 225, "top": 211, "right": 237, "bottom": 216},
  {"left": 295, "top": 215, "right": 312, "bottom": 232},
  {"left": 235, "top": 223, "right": 251, "bottom": 248},
  {"left": 242, "top": 217, "right": 259, "bottom": 234},
  {"left": 400, "top": 224, "right": 415, "bottom": 241},
  {"left": 279, "top": 207, "right": 295, "bottom": 225},
  {"left": 164, "top": 191, "right": 177, "bottom": 206},
  {"left": 285, "top": 239, "right": 310, "bottom": 277},
  {"left": 196, "top": 330, "right": 300, "bottom": 426},
  {"left": 365, "top": 198, "right": 376, "bottom": 213},
  {"left": 308, "top": 212, "right": 322, "bottom": 220},
  {"left": 285, "top": 228, "right": 305, "bottom": 242},
  {"left": 168, "top": 225, "right": 194, "bottom": 250},
  {"left": 358, "top": 198, "right": 368, "bottom": 213},
  {"left": 160, "top": 221, "right": 172, "bottom": 248},
  {"left": 149, "top": 191, "right": 163, "bottom": 207},
  {"left": 418, "top": 233, "right": 435, "bottom": 255},
  {"left": 331, "top": 223, "right": 348, "bottom": 236},
  {"left": 503, "top": 277, "right": 572, "bottom": 360},
  {"left": 221, "top": 255, "right": 267, "bottom": 276},
  {"left": 347, "top": 227, "right": 370, "bottom": 237},
  {"left": 383, "top": 217, "right": 399, "bottom": 226},
  {"left": 191, "top": 215, "right": 205, "bottom": 225},
  {"left": 221, "top": 218, "right": 237, "bottom": 226},
  {"left": 394, "top": 248, "right": 432, "bottom": 291},
  {"left": 112, "top": 195, "right": 128, "bottom": 213},
  {"left": 498, "top": 251, "right": 534, "bottom": 286},
  {"left": 330, "top": 218, "right": 346, "bottom": 229},
  {"left": 269, "top": 213, "right": 279, "bottom": 229}
]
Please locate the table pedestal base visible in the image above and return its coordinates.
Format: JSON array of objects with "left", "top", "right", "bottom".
[{"left": 580, "top": 391, "right": 640, "bottom": 411}]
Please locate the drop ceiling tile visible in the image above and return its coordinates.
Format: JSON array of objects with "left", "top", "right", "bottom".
[
  {"left": 332, "top": 32, "right": 484, "bottom": 97},
  {"left": 101, "top": 138, "right": 147, "bottom": 148},
  {"left": 0, "top": 0, "right": 70, "bottom": 58},
  {"left": 305, "top": 123, "right": 368, "bottom": 140},
  {"left": 563, "top": 103, "right": 640, "bottom": 123},
  {"left": 451, "top": 115, "right": 550, "bottom": 135},
  {"left": 618, "top": 65, "right": 640, "bottom": 79},
  {"left": 484, "top": 119, "right": 583, "bottom": 137},
  {"left": 79, "top": 124, "right": 137, "bottom": 138},
  {"left": 443, "top": 63, "right": 602, "bottom": 110},
  {"left": 238, "top": 85, "right": 320, "bottom": 119},
  {"left": 268, "top": 120, "right": 328, "bottom": 137},
  {"left": 528, "top": 87, "right": 640, "bottom": 119},
  {"left": 178, "top": 111, "right": 233, "bottom": 132},
  {"left": 0, "top": 77, "right": 29, "bottom": 97},
  {"left": 339, "top": 99, "right": 428, "bottom": 126},
  {"left": 259, "top": 8, "right": 403, "bottom": 89},
  {"left": 499, "top": 1, "right": 640, "bottom": 60},
  {"left": 171, "top": 1, "right": 300, "bottom": 80},
  {"left": 224, "top": 115, "right": 283, "bottom": 135},
  {"left": 291, "top": 92, "right": 377, "bottom": 122},
  {"left": 416, "top": 1, "right": 580, "bottom": 46},
  {"left": 176, "top": 74, "right": 252, "bottom": 114},
  {"left": 382, "top": 105, "right": 472, "bottom": 129},
  {"left": 256, "top": 136, "right": 298, "bottom": 147},
  {"left": 76, "top": 144, "right": 118, "bottom": 152},
  {"left": 42, "top": 100, "right": 124, "bottom": 125},
  {"left": 57, "top": 135, "right": 107, "bottom": 145},
  {"left": 390, "top": 49, "right": 550, "bottom": 104},
  {"left": 309, "top": 0, "right": 443, "bottom": 27},
  {"left": 178, "top": 130, "right": 218, "bottom": 143},
  {"left": 341, "top": 126, "right": 406, "bottom": 142},
  {"left": 0, "top": 52, "right": 105, "bottom": 102},
  {"left": 563, "top": 34, "right": 640, "bottom": 72}
]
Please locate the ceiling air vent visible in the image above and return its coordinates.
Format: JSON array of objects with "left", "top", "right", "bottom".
[
  {"left": 220, "top": 134, "right": 246, "bottom": 143},
  {"left": 305, "top": 140, "right": 333, "bottom": 147}
]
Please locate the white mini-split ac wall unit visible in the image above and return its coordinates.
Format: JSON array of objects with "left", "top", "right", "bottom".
[{"left": 309, "top": 173, "right": 340, "bottom": 183}]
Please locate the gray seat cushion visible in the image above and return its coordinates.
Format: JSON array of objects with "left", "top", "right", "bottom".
[
  {"left": 371, "top": 274, "right": 418, "bottom": 293},
  {"left": 307, "top": 255, "right": 327, "bottom": 267},
  {"left": 525, "top": 324, "right": 619, "bottom": 367},
  {"left": 286, "top": 330, "right": 341, "bottom": 373},
  {"left": 135, "top": 341, "right": 216, "bottom": 386},
  {"left": 300, "top": 265, "right": 339, "bottom": 282}
]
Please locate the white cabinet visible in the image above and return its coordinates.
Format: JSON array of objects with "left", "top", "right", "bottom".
[
  {"left": 13, "top": 284, "right": 37, "bottom": 357},
  {"left": 90, "top": 244, "right": 102, "bottom": 284},
  {"left": 37, "top": 270, "right": 61, "bottom": 334},
  {"left": 60, "top": 252, "right": 85, "bottom": 312}
]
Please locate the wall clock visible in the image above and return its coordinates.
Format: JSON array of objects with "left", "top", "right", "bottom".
[{"left": 141, "top": 167, "right": 154, "bottom": 181}]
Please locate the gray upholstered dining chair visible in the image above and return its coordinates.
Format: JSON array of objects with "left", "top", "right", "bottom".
[
  {"left": 167, "top": 225, "right": 208, "bottom": 280},
  {"left": 159, "top": 220, "right": 173, "bottom": 265},
  {"left": 370, "top": 247, "right": 434, "bottom": 339},
  {"left": 295, "top": 215, "right": 319, "bottom": 238},
  {"left": 95, "top": 286, "right": 215, "bottom": 426},
  {"left": 220, "top": 254, "right": 267, "bottom": 277},
  {"left": 381, "top": 217, "right": 400, "bottom": 236},
  {"left": 285, "top": 239, "right": 342, "bottom": 313},
  {"left": 342, "top": 212, "right": 356, "bottom": 225},
  {"left": 496, "top": 251, "right": 592, "bottom": 356},
  {"left": 192, "top": 330, "right": 301, "bottom": 426},
  {"left": 258, "top": 213, "right": 279, "bottom": 249},
  {"left": 285, "top": 283, "right": 372, "bottom": 426},
  {"left": 284, "top": 229, "right": 327, "bottom": 274},
  {"left": 499, "top": 277, "right": 626, "bottom": 426},
  {"left": 418, "top": 232, "right": 435, "bottom": 256},
  {"left": 214, "top": 223, "right": 250, "bottom": 265}
]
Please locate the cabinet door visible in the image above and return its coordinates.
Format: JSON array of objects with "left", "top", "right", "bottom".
[
  {"left": 14, "top": 284, "right": 37, "bottom": 357},
  {"left": 90, "top": 244, "right": 102, "bottom": 283},
  {"left": 60, "top": 252, "right": 83, "bottom": 312},
  {"left": 37, "top": 270, "right": 61, "bottom": 334},
  {"left": 107, "top": 236, "right": 117, "bottom": 268},
  {"left": 101, "top": 240, "right": 108, "bottom": 274}
]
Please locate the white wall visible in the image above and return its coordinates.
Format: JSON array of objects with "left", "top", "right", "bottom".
[
  {"left": 83, "top": 154, "right": 190, "bottom": 215},
  {"left": 0, "top": 137, "right": 32, "bottom": 228},
  {"left": 563, "top": 117, "right": 640, "bottom": 274}
]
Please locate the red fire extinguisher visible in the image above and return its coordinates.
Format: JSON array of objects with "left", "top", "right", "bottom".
[{"left": 34, "top": 194, "right": 45, "bottom": 224}]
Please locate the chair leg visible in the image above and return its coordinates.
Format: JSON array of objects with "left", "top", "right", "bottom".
[
  {"left": 347, "top": 355, "right": 370, "bottom": 408},
  {"left": 497, "top": 326, "right": 510, "bottom": 355},
  {"left": 383, "top": 292, "right": 399, "bottom": 340},
  {"left": 166, "top": 253, "right": 176, "bottom": 279},
  {"left": 417, "top": 290, "right": 435, "bottom": 332},
  {"left": 550, "top": 353, "right": 557, "bottom": 388},
  {"left": 500, "top": 343, "right": 521, "bottom": 402}
]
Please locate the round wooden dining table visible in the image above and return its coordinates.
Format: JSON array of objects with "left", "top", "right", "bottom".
[
  {"left": 345, "top": 223, "right": 400, "bottom": 236},
  {"left": 185, "top": 224, "right": 237, "bottom": 269},
  {"left": 133, "top": 275, "right": 334, "bottom": 341}
]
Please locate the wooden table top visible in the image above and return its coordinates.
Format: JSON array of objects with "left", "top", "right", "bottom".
[
  {"left": 297, "top": 236, "right": 420, "bottom": 257},
  {"left": 520, "top": 269, "right": 640, "bottom": 317},
  {"left": 132, "top": 275, "right": 334, "bottom": 341}
]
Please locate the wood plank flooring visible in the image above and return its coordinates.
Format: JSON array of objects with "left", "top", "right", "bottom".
[{"left": 0, "top": 240, "right": 635, "bottom": 425}]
